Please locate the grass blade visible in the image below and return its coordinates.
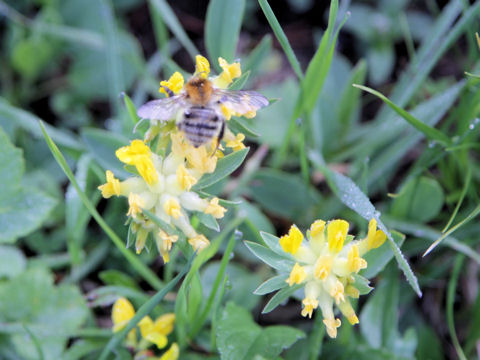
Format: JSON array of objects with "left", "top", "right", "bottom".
[
  {"left": 424, "top": 203, "right": 480, "bottom": 257},
  {"left": 148, "top": 0, "right": 199, "bottom": 60},
  {"left": 442, "top": 166, "right": 471, "bottom": 233},
  {"left": 258, "top": 0, "right": 303, "bottom": 80},
  {"left": 39, "top": 121, "right": 163, "bottom": 291},
  {"left": 446, "top": 255, "right": 467, "bottom": 360},
  {"left": 353, "top": 84, "right": 452, "bottom": 146},
  {"left": 99, "top": 255, "right": 193, "bottom": 360}
]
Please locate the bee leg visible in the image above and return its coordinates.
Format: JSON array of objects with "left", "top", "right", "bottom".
[{"left": 211, "top": 121, "right": 225, "bottom": 157}]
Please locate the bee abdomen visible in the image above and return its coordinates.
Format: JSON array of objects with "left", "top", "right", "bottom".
[{"left": 179, "top": 107, "right": 222, "bottom": 147}]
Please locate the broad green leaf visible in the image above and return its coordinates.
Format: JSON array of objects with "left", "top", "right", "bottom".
[
  {"left": 249, "top": 169, "right": 320, "bottom": 220},
  {"left": 244, "top": 241, "right": 295, "bottom": 272},
  {"left": 229, "top": 71, "right": 250, "bottom": 91},
  {"left": 0, "top": 267, "right": 89, "bottom": 360},
  {"left": 0, "top": 246, "right": 26, "bottom": 279},
  {"left": 309, "top": 154, "right": 421, "bottom": 297},
  {"left": 216, "top": 302, "right": 305, "bottom": 360},
  {"left": 193, "top": 148, "right": 249, "bottom": 190},
  {"left": 229, "top": 116, "right": 260, "bottom": 138},
  {"left": 366, "top": 43, "right": 395, "bottom": 85},
  {"left": 254, "top": 274, "right": 288, "bottom": 295},
  {"left": 205, "top": 0, "right": 245, "bottom": 67},
  {"left": 354, "top": 84, "right": 452, "bottom": 145},
  {"left": 391, "top": 176, "right": 444, "bottom": 222},
  {"left": 0, "top": 127, "right": 57, "bottom": 243}
]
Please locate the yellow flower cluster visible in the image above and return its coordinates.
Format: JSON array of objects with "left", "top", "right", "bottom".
[
  {"left": 112, "top": 297, "right": 179, "bottom": 360},
  {"left": 98, "top": 55, "right": 255, "bottom": 262},
  {"left": 280, "top": 218, "right": 386, "bottom": 338},
  {"left": 98, "top": 135, "right": 226, "bottom": 262}
]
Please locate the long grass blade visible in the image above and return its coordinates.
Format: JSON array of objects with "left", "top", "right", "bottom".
[{"left": 39, "top": 121, "right": 164, "bottom": 291}]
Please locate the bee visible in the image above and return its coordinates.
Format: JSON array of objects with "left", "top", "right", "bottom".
[{"left": 137, "top": 76, "right": 269, "bottom": 147}]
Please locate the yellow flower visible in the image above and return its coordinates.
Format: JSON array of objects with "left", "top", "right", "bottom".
[
  {"left": 188, "top": 234, "right": 210, "bottom": 252},
  {"left": 195, "top": 55, "right": 210, "bottom": 78},
  {"left": 163, "top": 198, "right": 182, "bottom": 219},
  {"left": 286, "top": 263, "right": 307, "bottom": 286},
  {"left": 279, "top": 225, "right": 304, "bottom": 255},
  {"left": 347, "top": 244, "right": 367, "bottom": 273},
  {"left": 185, "top": 145, "right": 217, "bottom": 174},
  {"left": 127, "top": 193, "right": 144, "bottom": 219},
  {"left": 139, "top": 316, "right": 168, "bottom": 349},
  {"left": 327, "top": 219, "right": 349, "bottom": 253},
  {"left": 367, "top": 218, "right": 387, "bottom": 250},
  {"left": 176, "top": 164, "right": 197, "bottom": 191},
  {"left": 314, "top": 254, "right": 333, "bottom": 280},
  {"left": 218, "top": 57, "right": 241, "bottom": 84},
  {"left": 154, "top": 313, "right": 176, "bottom": 336},
  {"left": 204, "top": 197, "right": 227, "bottom": 218},
  {"left": 98, "top": 170, "right": 121, "bottom": 198},
  {"left": 301, "top": 297, "right": 319, "bottom": 319},
  {"left": 160, "top": 343, "right": 180, "bottom": 360},
  {"left": 159, "top": 72, "right": 184, "bottom": 96},
  {"left": 116, "top": 140, "right": 158, "bottom": 185},
  {"left": 323, "top": 318, "right": 341, "bottom": 338},
  {"left": 111, "top": 297, "right": 135, "bottom": 333},
  {"left": 310, "top": 219, "right": 326, "bottom": 237},
  {"left": 226, "top": 133, "right": 246, "bottom": 152},
  {"left": 220, "top": 104, "right": 233, "bottom": 120},
  {"left": 328, "top": 279, "right": 345, "bottom": 304}
]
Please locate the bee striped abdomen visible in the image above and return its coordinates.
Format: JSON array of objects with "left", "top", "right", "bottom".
[{"left": 179, "top": 107, "right": 222, "bottom": 147}]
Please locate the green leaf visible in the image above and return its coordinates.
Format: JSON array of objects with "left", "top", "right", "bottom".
[
  {"left": 353, "top": 84, "right": 452, "bottom": 146},
  {"left": 300, "top": 0, "right": 342, "bottom": 114},
  {"left": 205, "top": 0, "right": 245, "bottom": 67},
  {"left": 258, "top": 0, "right": 303, "bottom": 80},
  {"left": 0, "top": 127, "right": 57, "bottom": 243},
  {"left": 366, "top": 43, "right": 395, "bottom": 85},
  {"left": 0, "top": 267, "right": 89, "bottom": 360},
  {"left": 309, "top": 154, "right": 422, "bottom": 297},
  {"left": 262, "top": 284, "right": 303, "bottom": 314},
  {"left": 260, "top": 231, "right": 284, "bottom": 255},
  {"left": 254, "top": 274, "right": 288, "bottom": 295},
  {"left": 244, "top": 241, "right": 295, "bottom": 272},
  {"left": 98, "top": 270, "right": 139, "bottom": 289},
  {"left": 352, "top": 273, "right": 373, "bottom": 295},
  {"left": 193, "top": 148, "right": 249, "bottom": 190},
  {"left": 196, "top": 212, "right": 220, "bottom": 232},
  {"left": 0, "top": 246, "right": 26, "bottom": 279},
  {"left": 216, "top": 302, "right": 305, "bottom": 360},
  {"left": 122, "top": 92, "right": 140, "bottom": 125},
  {"left": 249, "top": 169, "right": 320, "bottom": 220},
  {"left": 229, "top": 116, "right": 260, "bottom": 138},
  {"left": 391, "top": 176, "right": 444, "bottom": 222}
]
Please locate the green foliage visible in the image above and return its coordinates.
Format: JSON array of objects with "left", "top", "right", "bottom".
[
  {"left": 216, "top": 302, "right": 305, "bottom": 359},
  {"left": 1, "top": 0, "right": 480, "bottom": 358}
]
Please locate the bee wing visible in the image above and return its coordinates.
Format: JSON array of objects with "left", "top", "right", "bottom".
[
  {"left": 137, "top": 95, "right": 187, "bottom": 121},
  {"left": 214, "top": 89, "right": 269, "bottom": 115}
]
